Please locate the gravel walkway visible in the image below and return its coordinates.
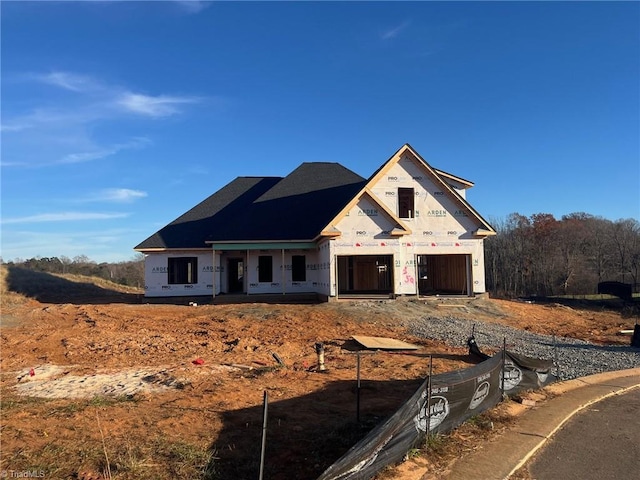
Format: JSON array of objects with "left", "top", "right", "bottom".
[{"left": 409, "top": 316, "right": 640, "bottom": 381}]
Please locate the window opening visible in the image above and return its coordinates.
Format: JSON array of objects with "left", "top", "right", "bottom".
[
  {"left": 292, "top": 255, "right": 306, "bottom": 282},
  {"left": 168, "top": 257, "right": 198, "bottom": 284},
  {"left": 258, "top": 256, "right": 273, "bottom": 283},
  {"left": 398, "top": 187, "right": 415, "bottom": 218}
]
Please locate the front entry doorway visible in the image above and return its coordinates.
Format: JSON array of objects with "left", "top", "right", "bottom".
[{"left": 227, "top": 258, "right": 244, "bottom": 293}]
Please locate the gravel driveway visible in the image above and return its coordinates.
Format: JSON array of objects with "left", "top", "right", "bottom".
[{"left": 409, "top": 316, "right": 640, "bottom": 380}]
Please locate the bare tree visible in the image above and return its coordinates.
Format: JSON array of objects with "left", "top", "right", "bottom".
[
  {"left": 610, "top": 218, "right": 640, "bottom": 285},
  {"left": 485, "top": 212, "right": 639, "bottom": 298}
]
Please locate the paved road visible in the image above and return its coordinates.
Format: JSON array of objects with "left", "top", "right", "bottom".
[{"left": 527, "top": 387, "right": 640, "bottom": 480}]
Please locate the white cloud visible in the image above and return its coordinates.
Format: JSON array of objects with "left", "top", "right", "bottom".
[
  {"left": 60, "top": 149, "right": 120, "bottom": 164},
  {"left": 91, "top": 188, "right": 148, "bottom": 203},
  {"left": 0, "top": 227, "right": 145, "bottom": 263},
  {"left": 116, "top": 92, "right": 200, "bottom": 118},
  {"left": 1, "top": 212, "right": 130, "bottom": 225},
  {"left": 0, "top": 122, "right": 30, "bottom": 132},
  {"left": 37, "top": 71, "right": 100, "bottom": 93},
  {"left": 381, "top": 20, "right": 411, "bottom": 40},
  {"left": 0, "top": 160, "right": 29, "bottom": 167},
  {"left": 27, "top": 72, "right": 201, "bottom": 119},
  {"left": 173, "top": 1, "right": 211, "bottom": 14},
  {"left": 1, "top": 107, "right": 106, "bottom": 133},
  {"left": 59, "top": 136, "right": 152, "bottom": 164},
  {"left": 1, "top": 71, "right": 203, "bottom": 146}
]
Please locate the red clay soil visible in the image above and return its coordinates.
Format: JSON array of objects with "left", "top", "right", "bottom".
[{"left": 0, "top": 268, "right": 635, "bottom": 479}]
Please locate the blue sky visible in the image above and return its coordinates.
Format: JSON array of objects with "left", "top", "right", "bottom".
[{"left": 1, "top": 1, "right": 639, "bottom": 263}]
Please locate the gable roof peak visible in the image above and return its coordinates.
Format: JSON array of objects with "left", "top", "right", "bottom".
[{"left": 363, "top": 144, "right": 496, "bottom": 235}]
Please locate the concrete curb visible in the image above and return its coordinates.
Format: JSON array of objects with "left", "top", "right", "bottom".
[
  {"left": 442, "top": 367, "right": 640, "bottom": 480},
  {"left": 506, "top": 371, "right": 640, "bottom": 479}
]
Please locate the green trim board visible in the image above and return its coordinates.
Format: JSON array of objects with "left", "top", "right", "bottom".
[{"left": 208, "top": 242, "right": 318, "bottom": 251}]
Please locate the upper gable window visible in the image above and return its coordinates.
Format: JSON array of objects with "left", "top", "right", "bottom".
[{"left": 398, "top": 187, "right": 415, "bottom": 219}]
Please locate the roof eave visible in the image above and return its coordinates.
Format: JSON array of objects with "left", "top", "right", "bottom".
[{"left": 473, "top": 228, "right": 497, "bottom": 237}]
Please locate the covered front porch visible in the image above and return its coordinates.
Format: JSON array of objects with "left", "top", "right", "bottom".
[{"left": 208, "top": 241, "right": 321, "bottom": 298}]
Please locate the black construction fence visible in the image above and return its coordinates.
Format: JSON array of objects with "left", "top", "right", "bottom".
[{"left": 316, "top": 336, "right": 555, "bottom": 480}]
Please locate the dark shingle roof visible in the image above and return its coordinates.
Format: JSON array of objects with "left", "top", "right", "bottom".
[{"left": 135, "top": 163, "right": 365, "bottom": 250}]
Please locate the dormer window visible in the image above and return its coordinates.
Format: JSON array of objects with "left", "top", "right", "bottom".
[{"left": 398, "top": 187, "right": 414, "bottom": 218}]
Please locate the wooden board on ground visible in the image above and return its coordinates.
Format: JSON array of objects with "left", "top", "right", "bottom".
[{"left": 352, "top": 335, "right": 420, "bottom": 350}]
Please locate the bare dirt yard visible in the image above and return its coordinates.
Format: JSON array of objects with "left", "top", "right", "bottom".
[{"left": 1, "top": 266, "right": 636, "bottom": 480}]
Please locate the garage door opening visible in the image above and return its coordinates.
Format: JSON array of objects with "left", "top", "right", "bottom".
[
  {"left": 417, "top": 254, "right": 472, "bottom": 296},
  {"left": 337, "top": 255, "right": 393, "bottom": 295}
]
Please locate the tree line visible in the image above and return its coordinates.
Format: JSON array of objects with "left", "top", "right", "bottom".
[
  {"left": 1, "top": 254, "right": 145, "bottom": 289},
  {"left": 485, "top": 213, "right": 640, "bottom": 298}
]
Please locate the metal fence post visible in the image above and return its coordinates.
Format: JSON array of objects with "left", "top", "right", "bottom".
[
  {"left": 426, "top": 355, "right": 433, "bottom": 438},
  {"left": 356, "top": 350, "right": 361, "bottom": 423},
  {"left": 259, "top": 391, "right": 268, "bottom": 480},
  {"left": 500, "top": 336, "right": 506, "bottom": 397},
  {"left": 553, "top": 333, "right": 560, "bottom": 379}
]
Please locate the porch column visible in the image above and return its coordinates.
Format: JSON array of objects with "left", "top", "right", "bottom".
[
  {"left": 466, "top": 255, "right": 473, "bottom": 297},
  {"left": 212, "top": 249, "right": 216, "bottom": 300},
  {"left": 414, "top": 254, "right": 420, "bottom": 298},
  {"left": 334, "top": 254, "right": 339, "bottom": 300},
  {"left": 282, "top": 249, "right": 286, "bottom": 295}
]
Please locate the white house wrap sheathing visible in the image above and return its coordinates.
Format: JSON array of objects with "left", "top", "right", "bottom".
[
  {"left": 143, "top": 252, "right": 218, "bottom": 297},
  {"left": 330, "top": 154, "right": 487, "bottom": 296},
  {"left": 136, "top": 144, "right": 494, "bottom": 299}
]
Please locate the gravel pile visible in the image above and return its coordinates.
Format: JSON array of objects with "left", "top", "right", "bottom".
[{"left": 409, "top": 316, "right": 640, "bottom": 381}]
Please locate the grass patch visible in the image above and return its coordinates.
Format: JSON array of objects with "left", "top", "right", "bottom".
[
  {"left": 45, "top": 395, "right": 140, "bottom": 417},
  {"left": 0, "top": 265, "right": 29, "bottom": 308},
  {"left": 8, "top": 441, "right": 102, "bottom": 478},
  {"left": 1, "top": 395, "right": 50, "bottom": 411},
  {"left": 465, "top": 414, "right": 495, "bottom": 431},
  {"left": 62, "top": 273, "right": 142, "bottom": 295},
  {"left": 5, "top": 434, "right": 217, "bottom": 480},
  {"left": 150, "top": 438, "right": 218, "bottom": 479},
  {"left": 1, "top": 265, "right": 142, "bottom": 306},
  {"left": 89, "top": 394, "right": 140, "bottom": 407},
  {"left": 423, "top": 432, "right": 448, "bottom": 454}
]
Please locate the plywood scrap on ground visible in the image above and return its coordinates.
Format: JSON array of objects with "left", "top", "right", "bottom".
[{"left": 352, "top": 335, "right": 420, "bottom": 350}]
